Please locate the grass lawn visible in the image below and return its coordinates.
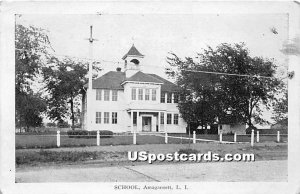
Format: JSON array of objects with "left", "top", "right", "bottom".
[
  {"left": 15, "top": 133, "right": 288, "bottom": 149},
  {"left": 15, "top": 142, "right": 288, "bottom": 168}
]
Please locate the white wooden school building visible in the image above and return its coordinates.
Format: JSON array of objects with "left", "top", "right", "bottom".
[{"left": 82, "top": 45, "right": 187, "bottom": 133}]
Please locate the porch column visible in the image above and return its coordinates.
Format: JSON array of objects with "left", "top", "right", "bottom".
[
  {"left": 171, "top": 93, "right": 174, "bottom": 103},
  {"left": 131, "top": 111, "right": 134, "bottom": 133},
  {"left": 164, "top": 92, "right": 167, "bottom": 103},
  {"left": 158, "top": 112, "right": 161, "bottom": 132},
  {"left": 137, "top": 111, "right": 140, "bottom": 132},
  {"left": 164, "top": 111, "right": 167, "bottom": 132},
  {"left": 151, "top": 115, "right": 154, "bottom": 132}
]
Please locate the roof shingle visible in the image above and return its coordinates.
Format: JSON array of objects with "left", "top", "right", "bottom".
[
  {"left": 85, "top": 71, "right": 179, "bottom": 92},
  {"left": 147, "top": 74, "right": 180, "bottom": 92},
  {"left": 124, "top": 71, "right": 163, "bottom": 84},
  {"left": 85, "top": 71, "right": 125, "bottom": 89},
  {"left": 122, "top": 44, "right": 144, "bottom": 59}
]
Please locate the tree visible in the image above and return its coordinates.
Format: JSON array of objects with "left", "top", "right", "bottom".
[
  {"left": 57, "top": 120, "right": 70, "bottom": 128},
  {"left": 15, "top": 90, "right": 47, "bottom": 131},
  {"left": 167, "top": 43, "right": 283, "bottom": 130},
  {"left": 272, "top": 91, "right": 288, "bottom": 127},
  {"left": 15, "top": 23, "right": 51, "bottom": 130},
  {"left": 15, "top": 24, "right": 51, "bottom": 92},
  {"left": 42, "top": 57, "right": 100, "bottom": 129},
  {"left": 46, "top": 122, "right": 57, "bottom": 128}
]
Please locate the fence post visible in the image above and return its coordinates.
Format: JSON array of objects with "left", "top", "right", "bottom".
[
  {"left": 165, "top": 132, "right": 168, "bottom": 144},
  {"left": 133, "top": 131, "right": 136, "bottom": 145},
  {"left": 57, "top": 130, "right": 60, "bottom": 148},
  {"left": 277, "top": 131, "right": 280, "bottom": 142},
  {"left": 97, "top": 130, "right": 100, "bottom": 146},
  {"left": 193, "top": 131, "right": 196, "bottom": 144},
  {"left": 234, "top": 132, "right": 237, "bottom": 142},
  {"left": 256, "top": 131, "right": 259, "bottom": 143},
  {"left": 219, "top": 133, "right": 222, "bottom": 143},
  {"left": 251, "top": 129, "right": 254, "bottom": 147}
]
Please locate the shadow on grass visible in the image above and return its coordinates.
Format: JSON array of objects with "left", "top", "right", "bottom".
[{"left": 16, "top": 150, "right": 127, "bottom": 166}]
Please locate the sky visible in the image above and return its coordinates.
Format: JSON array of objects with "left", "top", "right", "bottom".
[
  {"left": 17, "top": 14, "right": 289, "bottom": 78},
  {"left": 17, "top": 14, "right": 289, "bottom": 125}
]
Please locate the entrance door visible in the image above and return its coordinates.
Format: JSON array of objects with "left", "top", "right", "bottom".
[{"left": 142, "top": 117, "right": 152, "bottom": 132}]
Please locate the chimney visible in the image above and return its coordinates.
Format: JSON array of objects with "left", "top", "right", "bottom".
[{"left": 116, "top": 67, "right": 122, "bottom": 72}]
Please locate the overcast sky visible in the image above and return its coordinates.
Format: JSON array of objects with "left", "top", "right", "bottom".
[
  {"left": 17, "top": 14, "right": 289, "bottom": 79},
  {"left": 17, "top": 14, "right": 289, "bottom": 125}
]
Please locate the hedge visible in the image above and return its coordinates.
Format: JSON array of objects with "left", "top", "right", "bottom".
[{"left": 67, "top": 130, "right": 113, "bottom": 138}]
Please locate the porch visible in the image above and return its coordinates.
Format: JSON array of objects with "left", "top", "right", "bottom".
[{"left": 128, "top": 109, "right": 167, "bottom": 133}]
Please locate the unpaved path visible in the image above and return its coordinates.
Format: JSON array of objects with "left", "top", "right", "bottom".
[{"left": 16, "top": 160, "right": 287, "bottom": 182}]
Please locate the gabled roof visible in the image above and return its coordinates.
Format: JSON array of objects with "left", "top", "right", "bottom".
[
  {"left": 123, "top": 71, "right": 163, "bottom": 84},
  {"left": 122, "top": 44, "right": 144, "bottom": 60},
  {"left": 84, "top": 71, "right": 125, "bottom": 89},
  {"left": 85, "top": 71, "right": 179, "bottom": 92},
  {"left": 147, "top": 74, "right": 180, "bottom": 92}
]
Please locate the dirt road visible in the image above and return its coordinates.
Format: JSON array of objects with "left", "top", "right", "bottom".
[{"left": 16, "top": 160, "right": 287, "bottom": 182}]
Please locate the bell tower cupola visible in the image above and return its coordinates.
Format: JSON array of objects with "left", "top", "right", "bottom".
[{"left": 122, "top": 44, "right": 144, "bottom": 78}]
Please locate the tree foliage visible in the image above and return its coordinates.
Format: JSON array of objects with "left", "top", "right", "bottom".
[
  {"left": 167, "top": 43, "right": 283, "bottom": 130},
  {"left": 15, "top": 24, "right": 51, "bottom": 92},
  {"left": 15, "top": 91, "right": 46, "bottom": 130},
  {"left": 15, "top": 23, "right": 51, "bottom": 130},
  {"left": 272, "top": 91, "right": 288, "bottom": 127},
  {"left": 42, "top": 57, "right": 99, "bottom": 129}
]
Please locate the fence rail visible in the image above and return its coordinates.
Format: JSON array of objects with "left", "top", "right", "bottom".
[{"left": 15, "top": 130, "right": 288, "bottom": 149}]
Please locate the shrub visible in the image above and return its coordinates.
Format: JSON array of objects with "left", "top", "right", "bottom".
[
  {"left": 46, "top": 122, "right": 56, "bottom": 127},
  {"left": 226, "top": 131, "right": 234, "bottom": 135},
  {"left": 57, "top": 121, "right": 70, "bottom": 128},
  {"left": 246, "top": 126, "right": 258, "bottom": 134},
  {"left": 67, "top": 130, "right": 113, "bottom": 138},
  {"left": 67, "top": 130, "right": 88, "bottom": 138},
  {"left": 99, "top": 130, "right": 113, "bottom": 138},
  {"left": 73, "top": 123, "right": 82, "bottom": 128}
]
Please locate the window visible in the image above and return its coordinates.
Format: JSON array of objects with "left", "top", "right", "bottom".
[
  {"left": 152, "top": 89, "right": 156, "bottom": 101},
  {"left": 220, "top": 125, "right": 222, "bottom": 130},
  {"left": 131, "top": 88, "right": 136, "bottom": 100},
  {"left": 130, "top": 59, "right": 140, "bottom": 65},
  {"left": 96, "top": 112, "right": 101, "bottom": 124},
  {"left": 167, "top": 93, "right": 172, "bottom": 103},
  {"left": 112, "top": 112, "right": 117, "bottom": 124},
  {"left": 174, "top": 93, "right": 179, "bottom": 103},
  {"left": 138, "top": 88, "right": 143, "bottom": 100},
  {"left": 133, "top": 112, "right": 137, "bottom": 125},
  {"left": 160, "top": 112, "right": 164, "bottom": 124},
  {"left": 112, "top": 90, "right": 118, "bottom": 101},
  {"left": 145, "top": 89, "right": 150, "bottom": 101},
  {"left": 167, "top": 114, "right": 172, "bottom": 124},
  {"left": 96, "top": 89, "right": 102, "bottom": 101},
  {"left": 104, "top": 90, "right": 110, "bottom": 101},
  {"left": 104, "top": 112, "right": 109, "bottom": 124},
  {"left": 161, "top": 92, "right": 165, "bottom": 103},
  {"left": 173, "top": 114, "right": 179, "bottom": 125}
]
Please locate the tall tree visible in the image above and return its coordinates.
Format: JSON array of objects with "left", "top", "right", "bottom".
[
  {"left": 167, "top": 43, "right": 283, "bottom": 130},
  {"left": 42, "top": 57, "right": 100, "bottom": 129},
  {"left": 15, "top": 91, "right": 47, "bottom": 131},
  {"left": 272, "top": 90, "right": 288, "bottom": 127},
  {"left": 15, "top": 23, "right": 51, "bottom": 130}
]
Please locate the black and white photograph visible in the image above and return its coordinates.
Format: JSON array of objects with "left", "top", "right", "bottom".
[{"left": 0, "top": 1, "right": 300, "bottom": 194}]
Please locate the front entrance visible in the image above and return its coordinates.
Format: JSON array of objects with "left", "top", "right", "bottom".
[{"left": 142, "top": 116, "right": 152, "bottom": 132}]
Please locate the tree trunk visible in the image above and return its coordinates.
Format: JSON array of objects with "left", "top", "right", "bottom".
[
  {"left": 70, "top": 97, "right": 75, "bottom": 130},
  {"left": 19, "top": 112, "right": 22, "bottom": 132}
]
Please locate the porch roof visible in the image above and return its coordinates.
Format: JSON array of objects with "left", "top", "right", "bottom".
[{"left": 126, "top": 108, "right": 167, "bottom": 112}]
